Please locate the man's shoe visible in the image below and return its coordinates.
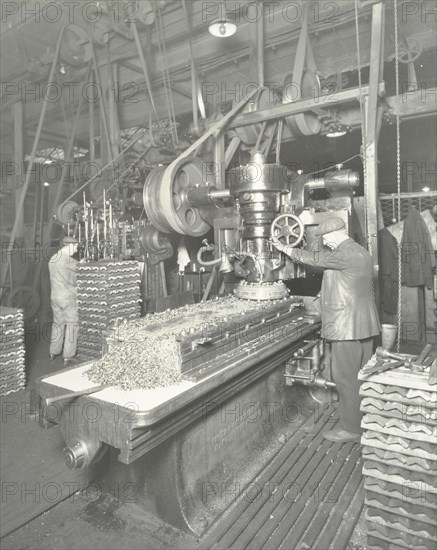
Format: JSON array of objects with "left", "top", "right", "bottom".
[
  {"left": 323, "top": 428, "right": 361, "bottom": 443},
  {"left": 49, "top": 354, "right": 56, "bottom": 360},
  {"left": 63, "top": 358, "right": 73, "bottom": 366}
]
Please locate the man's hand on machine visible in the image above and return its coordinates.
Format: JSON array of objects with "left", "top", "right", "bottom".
[
  {"left": 270, "top": 240, "right": 288, "bottom": 253},
  {"left": 270, "top": 241, "right": 301, "bottom": 262}
]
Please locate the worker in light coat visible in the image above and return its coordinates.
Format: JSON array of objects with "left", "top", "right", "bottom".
[
  {"left": 48, "top": 235, "right": 79, "bottom": 364},
  {"left": 273, "top": 217, "right": 380, "bottom": 442}
]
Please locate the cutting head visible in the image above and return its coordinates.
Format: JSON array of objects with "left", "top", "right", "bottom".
[{"left": 234, "top": 281, "right": 289, "bottom": 300}]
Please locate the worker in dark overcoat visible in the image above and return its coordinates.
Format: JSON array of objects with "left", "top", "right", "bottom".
[{"left": 273, "top": 217, "right": 380, "bottom": 442}]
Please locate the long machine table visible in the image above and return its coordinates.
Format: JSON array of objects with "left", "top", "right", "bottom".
[{"left": 35, "top": 300, "right": 321, "bottom": 533}]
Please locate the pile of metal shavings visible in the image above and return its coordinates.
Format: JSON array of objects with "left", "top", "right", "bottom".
[
  {"left": 86, "top": 335, "right": 182, "bottom": 390},
  {"left": 0, "top": 307, "right": 26, "bottom": 396},
  {"left": 85, "top": 296, "right": 284, "bottom": 391}
]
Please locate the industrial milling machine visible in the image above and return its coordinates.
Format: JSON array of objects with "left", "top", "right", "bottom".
[{"left": 35, "top": 105, "right": 362, "bottom": 534}]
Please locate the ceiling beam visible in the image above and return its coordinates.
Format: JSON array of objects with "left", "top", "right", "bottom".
[
  {"left": 385, "top": 88, "right": 437, "bottom": 116},
  {"left": 120, "top": 58, "right": 192, "bottom": 100},
  {"left": 119, "top": 59, "right": 142, "bottom": 73},
  {"left": 169, "top": 84, "right": 192, "bottom": 100},
  {"left": 227, "top": 83, "right": 384, "bottom": 129}
]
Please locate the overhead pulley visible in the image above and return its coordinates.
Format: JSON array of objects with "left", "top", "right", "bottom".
[
  {"left": 143, "top": 86, "right": 262, "bottom": 236},
  {"left": 60, "top": 24, "right": 92, "bottom": 66},
  {"left": 282, "top": 2, "right": 323, "bottom": 136},
  {"left": 229, "top": 88, "right": 277, "bottom": 146},
  {"left": 56, "top": 201, "right": 80, "bottom": 225},
  {"left": 282, "top": 70, "right": 323, "bottom": 136}
]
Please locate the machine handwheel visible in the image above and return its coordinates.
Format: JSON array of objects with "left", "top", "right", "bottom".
[
  {"left": 270, "top": 214, "right": 305, "bottom": 247},
  {"left": 397, "top": 38, "right": 422, "bottom": 64}
]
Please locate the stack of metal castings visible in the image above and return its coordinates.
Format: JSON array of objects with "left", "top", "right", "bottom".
[
  {"left": 359, "top": 345, "right": 437, "bottom": 549},
  {"left": 86, "top": 296, "right": 301, "bottom": 390},
  {"left": 0, "top": 307, "right": 26, "bottom": 396},
  {"left": 76, "top": 261, "right": 140, "bottom": 361}
]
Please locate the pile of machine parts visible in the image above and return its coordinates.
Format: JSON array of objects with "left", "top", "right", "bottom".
[
  {"left": 86, "top": 296, "right": 302, "bottom": 390},
  {"left": 76, "top": 261, "right": 141, "bottom": 361},
  {"left": 0, "top": 307, "right": 25, "bottom": 396},
  {"left": 359, "top": 349, "right": 437, "bottom": 549}
]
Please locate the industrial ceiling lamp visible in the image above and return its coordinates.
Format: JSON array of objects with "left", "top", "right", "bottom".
[
  {"left": 208, "top": 3, "right": 237, "bottom": 38},
  {"left": 326, "top": 123, "right": 347, "bottom": 138},
  {"left": 326, "top": 129, "right": 347, "bottom": 138}
]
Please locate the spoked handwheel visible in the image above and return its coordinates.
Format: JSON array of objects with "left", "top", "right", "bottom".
[
  {"left": 270, "top": 214, "right": 305, "bottom": 248},
  {"left": 397, "top": 38, "right": 422, "bottom": 64}
]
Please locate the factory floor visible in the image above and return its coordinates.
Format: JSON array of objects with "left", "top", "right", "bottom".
[
  {"left": 1, "top": 325, "right": 200, "bottom": 550},
  {"left": 0, "top": 323, "right": 430, "bottom": 549}
]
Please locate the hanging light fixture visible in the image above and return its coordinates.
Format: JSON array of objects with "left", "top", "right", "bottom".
[
  {"left": 326, "top": 123, "right": 347, "bottom": 138},
  {"left": 326, "top": 130, "right": 346, "bottom": 138},
  {"left": 208, "top": 3, "right": 237, "bottom": 38}
]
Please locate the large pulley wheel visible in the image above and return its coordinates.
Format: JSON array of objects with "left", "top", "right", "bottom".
[
  {"left": 270, "top": 214, "right": 305, "bottom": 247},
  {"left": 60, "top": 24, "right": 92, "bottom": 66},
  {"left": 56, "top": 201, "right": 79, "bottom": 225},
  {"left": 282, "top": 70, "right": 322, "bottom": 136},
  {"left": 89, "top": 19, "right": 113, "bottom": 45},
  {"left": 230, "top": 88, "right": 277, "bottom": 146},
  {"left": 89, "top": 176, "right": 118, "bottom": 202},
  {"left": 138, "top": 226, "right": 167, "bottom": 254},
  {"left": 143, "top": 157, "right": 215, "bottom": 236},
  {"left": 136, "top": 0, "right": 155, "bottom": 25}
]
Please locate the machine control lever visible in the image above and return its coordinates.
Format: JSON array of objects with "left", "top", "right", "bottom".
[
  {"left": 45, "top": 385, "right": 107, "bottom": 406},
  {"left": 191, "top": 338, "right": 213, "bottom": 350},
  {"left": 294, "top": 340, "right": 318, "bottom": 357}
]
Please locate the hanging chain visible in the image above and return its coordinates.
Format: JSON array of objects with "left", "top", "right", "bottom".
[
  {"left": 394, "top": 0, "right": 402, "bottom": 352},
  {"left": 158, "top": 9, "right": 178, "bottom": 145},
  {"left": 354, "top": 0, "right": 369, "bottom": 251},
  {"left": 154, "top": 9, "right": 173, "bottom": 142},
  {"left": 154, "top": 7, "right": 178, "bottom": 147}
]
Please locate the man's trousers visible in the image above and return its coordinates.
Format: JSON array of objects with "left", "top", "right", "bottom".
[
  {"left": 49, "top": 298, "right": 78, "bottom": 360},
  {"left": 330, "top": 338, "right": 374, "bottom": 434}
]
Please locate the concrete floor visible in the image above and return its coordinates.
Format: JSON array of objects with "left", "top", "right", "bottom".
[
  {"left": 2, "top": 494, "right": 199, "bottom": 550},
  {"left": 1, "top": 320, "right": 431, "bottom": 549}
]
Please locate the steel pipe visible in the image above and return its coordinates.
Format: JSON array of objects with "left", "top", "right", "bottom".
[{"left": 197, "top": 244, "right": 221, "bottom": 267}]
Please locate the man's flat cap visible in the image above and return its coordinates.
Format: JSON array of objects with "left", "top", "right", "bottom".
[
  {"left": 315, "top": 217, "right": 345, "bottom": 236},
  {"left": 63, "top": 236, "right": 78, "bottom": 244}
]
